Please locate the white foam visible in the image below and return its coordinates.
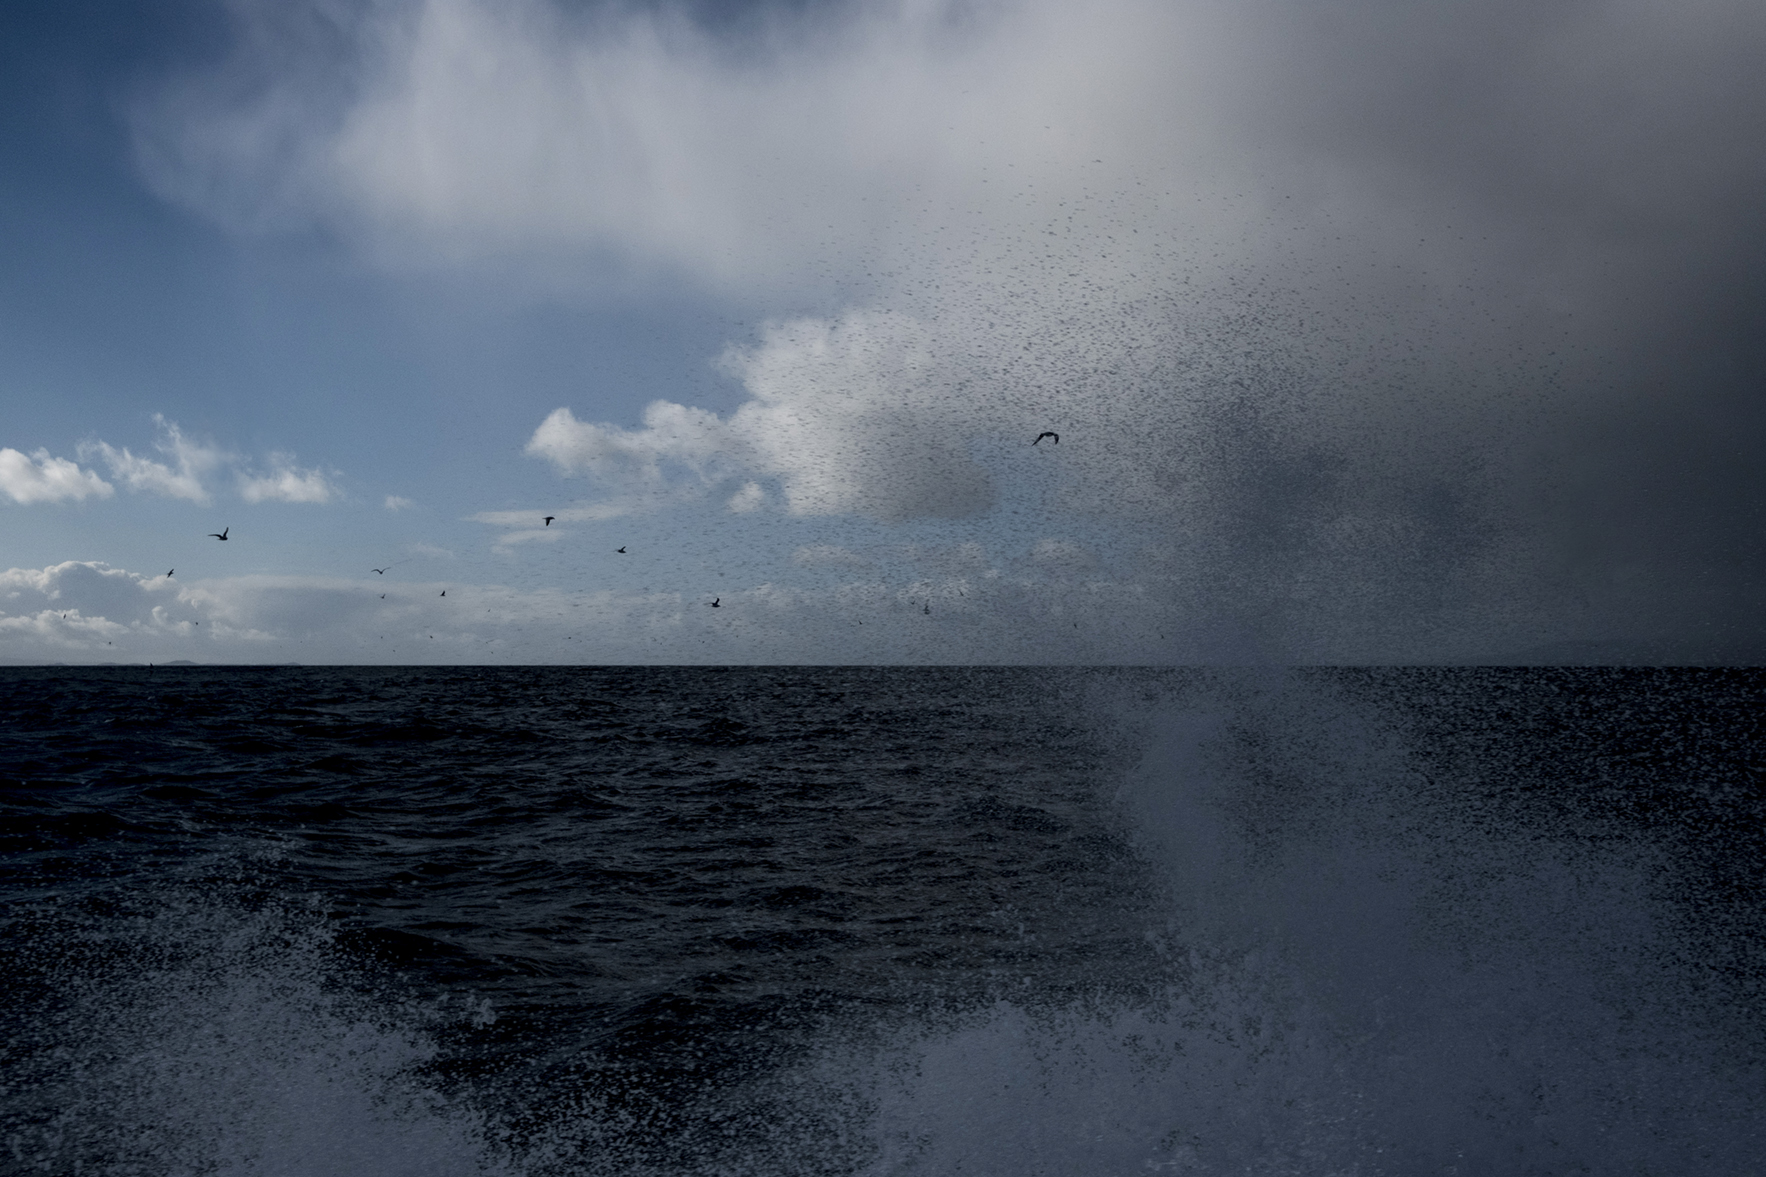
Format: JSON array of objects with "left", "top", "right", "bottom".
[
  {"left": 835, "top": 672, "right": 1762, "bottom": 1175},
  {"left": 8, "top": 903, "right": 511, "bottom": 1177}
]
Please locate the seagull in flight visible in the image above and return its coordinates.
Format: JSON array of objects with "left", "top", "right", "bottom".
[
  {"left": 1032, "top": 432, "right": 1059, "bottom": 446},
  {"left": 372, "top": 567, "right": 389, "bottom": 575},
  {"left": 440, "top": 590, "right": 446, "bottom": 597},
  {"left": 208, "top": 527, "right": 229, "bottom": 540},
  {"left": 616, "top": 546, "right": 626, "bottom": 554},
  {"left": 166, "top": 570, "right": 174, "bottom": 578},
  {"left": 544, "top": 516, "right": 555, "bottom": 526},
  {"left": 709, "top": 597, "right": 720, "bottom": 608}
]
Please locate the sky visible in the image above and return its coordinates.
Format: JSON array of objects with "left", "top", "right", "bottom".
[{"left": 2, "top": 0, "right": 1763, "bottom": 665}]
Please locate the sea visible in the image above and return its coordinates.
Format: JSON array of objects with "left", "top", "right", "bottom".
[{"left": 1, "top": 666, "right": 1761, "bottom": 1176}]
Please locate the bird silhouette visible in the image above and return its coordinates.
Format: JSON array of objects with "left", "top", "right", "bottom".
[
  {"left": 166, "top": 570, "right": 174, "bottom": 578},
  {"left": 440, "top": 590, "right": 446, "bottom": 597},
  {"left": 1032, "top": 432, "right": 1059, "bottom": 446},
  {"left": 616, "top": 546, "right": 626, "bottom": 553},
  {"left": 709, "top": 598, "right": 720, "bottom": 607},
  {"left": 544, "top": 516, "right": 555, "bottom": 526},
  {"left": 208, "top": 527, "right": 229, "bottom": 540},
  {"left": 372, "top": 568, "right": 388, "bottom": 575},
  {"left": 924, "top": 603, "right": 931, "bottom": 614}
]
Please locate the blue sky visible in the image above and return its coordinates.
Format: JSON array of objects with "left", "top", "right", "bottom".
[{"left": 4, "top": 0, "right": 1765, "bottom": 664}]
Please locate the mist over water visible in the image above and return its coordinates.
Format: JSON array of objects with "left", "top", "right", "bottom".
[{"left": 2, "top": 667, "right": 1760, "bottom": 1175}]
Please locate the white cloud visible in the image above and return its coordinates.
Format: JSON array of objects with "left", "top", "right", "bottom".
[
  {"left": 527, "top": 310, "right": 1005, "bottom": 523},
  {"left": 520, "top": 290, "right": 1238, "bottom": 528},
  {"left": 238, "top": 455, "right": 337, "bottom": 503},
  {"left": 0, "top": 562, "right": 193, "bottom": 654},
  {"left": 469, "top": 501, "right": 636, "bottom": 548},
  {"left": 0, "top": 553, "right": 1186, "bottom": 664},
  {"left": 76, "top": 417, "right": 341, "bottom": 507},
  {"left": 1029, "top": 539, "right": 1098, "bottom": 574},
  {"left": 135, "top": 0, "right": 1213, "bottom": 296},
  {"left": 489, "top": 528, "right": 562, "bottom": 551},
  {"left": 793, "top": 545, "right": 872, "bottom": 570},
  {"left": 468, "top": 502, "right": 635, "bottom": 529},
  {"left": 0, "top": 448, "right": 113, "bottom": 504},
  {"left": 5, "top": 549, "right": 1709, "bottom": 664},
  {"left": 525, "top": 401, "right": 736, "bottom": 485},
  {"left": 726, "top": 482, "right": 765, "bottom": 513},
  {"left": 81, "top": 416, "right": 223, "bottom": 503},
  {"left": 384, "top": 495, "right": 414, "bottom": 510}
]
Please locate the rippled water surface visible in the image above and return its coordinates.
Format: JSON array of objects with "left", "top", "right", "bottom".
[{"left": 2, "top": 666, "right": 1762, "bottom": 1175}]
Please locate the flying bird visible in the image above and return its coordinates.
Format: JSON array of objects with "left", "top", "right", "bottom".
[
  {"left": 1032, "top": 432, "right": 1059, "bottom": 446},
  {"left": 166, "top": 570, "right": 174, "bottom": 578},
  {"left": 208, "top": 527, "right": 229, "bottom": 540},
  {"left": 709, "top": 598, "right": 720, "bottom": 607},
  {"left": 440, "top": 590, "right": 446, "bottom": 597},
  {"left": 616, "top": 546, "right": 626, "bottom": 554},
  {"left": 544, "top": 516, "right": 555, "bottom": 526},
  {"left": 372, "top": 568, "right": 388, "bottom": 575}
]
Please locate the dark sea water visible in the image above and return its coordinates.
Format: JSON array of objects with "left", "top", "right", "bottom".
[{"left": 1, "top": 666, "right": 1761, "bottom": 1176}]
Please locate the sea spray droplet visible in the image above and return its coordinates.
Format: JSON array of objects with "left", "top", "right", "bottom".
[{"left": 2, "top": 898, "right": 514, "bottom": 1177}]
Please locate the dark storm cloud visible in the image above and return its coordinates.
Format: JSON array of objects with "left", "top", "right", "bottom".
[{"left": 1223, "top": 0, "right": 1766, "bottom": 657}]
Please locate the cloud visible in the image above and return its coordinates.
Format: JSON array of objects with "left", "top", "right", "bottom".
[
  {"left": 488, "top": 528, "right": 562, "bottom": 551},
  {"left": 0, "top": 562, "right": 195, "bottom": 654},
  {"left": 0, "top": 449, "right": 113, "bottom": 504},
  {"left": 133, "top": 0, "right": 1211, "bottom": 295},
  {"left": 238, "top": 455, "right": 337, "bottom": 503},
  {"left": 525, "top": 401, "right": 735, "bottom": 485},
  {"left": 77, "top": 417, "right": 340, "bottom": 507},
  {"left": 4, "top": 550, "right": 1752, "bottom": 666},
  {"left": 81, "top": 416, "right": 223, "bottom": 503},
  {"left": 726, "top": 482, "right": 765, "bottom": 514},
  {"left": 0, "top": 553, "right": 1178, "bottom": 664},
  {"left": 793, "top": 545, "right": 871, "bottom": 570},
  {"left": 142, "top": 0, "right": 1765, "bottom": 314},
  {"left": 527, "top": 311, "right": 997, "bottom": 523},
  {"left": 468, "top": 502, "right": 635, "bottom": 530},
  {"left": 1028, "top": 539, "right": 1099, "bottom": 576},
  {"left": 384, "top": 495, "right": 414, "bottom": 510},
  {"left": 132, "top": 0, "right": 1766, "bottom": 658},
  {"left": 2, "top": 561, "right": 143, "bottom": 612},
  {"left": 469, "top": 500, "right": 635, "bottom": 548}
]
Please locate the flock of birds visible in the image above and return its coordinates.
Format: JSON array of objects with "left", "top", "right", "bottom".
[
  {"left": 151, "top": 431, "right": 1060, "bottom": 645},
  {"left": 181, "top": 526, "right": 654, "bottom": 599}
]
